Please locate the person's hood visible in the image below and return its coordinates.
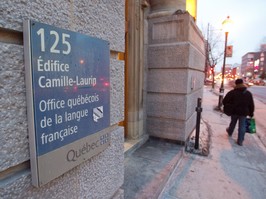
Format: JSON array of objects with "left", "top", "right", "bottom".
[{"left": 234, "top": 83, "right": 247, "bottom": 91}]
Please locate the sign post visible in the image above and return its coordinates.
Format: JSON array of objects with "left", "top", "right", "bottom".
[{"left": 23, "top": 20, "right": 110, "bottom": 187}]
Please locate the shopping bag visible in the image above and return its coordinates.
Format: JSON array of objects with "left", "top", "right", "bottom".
[{"left": 246, "top": 118, "right": 256, "bottom": 134}]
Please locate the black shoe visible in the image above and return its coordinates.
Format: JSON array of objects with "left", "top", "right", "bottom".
[
  {"left": 237, "top": 140, "right": 243, "bottom": 146},
  {"left": 226, "top": 128, "right": 232, "bottom": 136}
]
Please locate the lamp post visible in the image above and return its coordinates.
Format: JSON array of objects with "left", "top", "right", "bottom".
[{"left": 217, "top": 16, "right": 233, "bottom": 110}]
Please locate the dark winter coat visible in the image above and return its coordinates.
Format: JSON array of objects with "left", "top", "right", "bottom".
[{"left": 222, "top": 84, "right": 255, "bottom": 116}]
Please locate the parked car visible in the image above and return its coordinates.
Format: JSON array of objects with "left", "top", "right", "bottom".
[
  {"left": 250, "top": 78, "right": 265, "bottom": 86},
  {"left": 244, "top": 80, "right": 254, "bottom": 87},
  {"left": 263, "top": 79, "right": 266, "bottom": 86}
]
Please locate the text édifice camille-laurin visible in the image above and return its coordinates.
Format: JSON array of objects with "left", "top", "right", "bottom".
[{"left": 36, "top": 57, "right": 97, "bottom": 88}]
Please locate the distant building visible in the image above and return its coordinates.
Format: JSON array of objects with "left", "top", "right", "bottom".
[
  {"left": 241, "top": 52, "right": 260, "bottom": 77},
  {"left": 260, "top": 44, "right": 266, "bottom": 52},
  {"left": 232, "top": 63, "right": 241, "bottom": 79},
  {"left": 221, "top": 64, "right": 232, "bottom": 75},
  {"left": 241, "top": 44, "right": 266, "bottom": 78},
  {"left": 259, "top": 45, "right": 266, "bottom": 77}
]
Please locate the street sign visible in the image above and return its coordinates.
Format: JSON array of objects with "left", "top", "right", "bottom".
[
  {"left": 226, "top": 45, "right": 233, "bottom": 57},
  {"left": 23, "top": 20, "right": 110, "bottom": 187}
]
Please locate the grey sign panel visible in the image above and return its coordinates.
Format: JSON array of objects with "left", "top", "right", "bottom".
[{"left": 23, "top": 20, "right": 110, "bottom": 187}]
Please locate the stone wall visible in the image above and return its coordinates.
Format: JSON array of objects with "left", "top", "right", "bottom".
[
  {"left": 147, "top": 12, "right": 205, "bottom": 142},
  {"left": 0, "top": 1, "right": 125, "bottom": 198}
]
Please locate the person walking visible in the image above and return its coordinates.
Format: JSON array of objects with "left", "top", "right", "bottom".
[{"left": 222, "top": 78, "right": 255, "bottom": 146}]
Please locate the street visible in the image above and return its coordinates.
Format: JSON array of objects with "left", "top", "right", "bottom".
[
  {"left": 248, "top": 86, "right": 266, "bottom": 104},
  {"left": 248, "top": 86, "right": 266, "bottom": 147}
]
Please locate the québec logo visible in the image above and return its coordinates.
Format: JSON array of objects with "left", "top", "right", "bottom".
[{"left": 93, "top": 106, "right": 103, "bottom": 122}]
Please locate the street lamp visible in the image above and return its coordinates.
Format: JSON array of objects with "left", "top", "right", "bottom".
[{"left": 217, "top": 16, "right": 233, "bottom": 110}]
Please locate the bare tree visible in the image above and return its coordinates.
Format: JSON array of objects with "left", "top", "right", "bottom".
[
  {"left": 201, "top": 24, "right": 224, "bottom": 88},
  {"left": 207, "top": 27, "right": 224, "bottom": 67}
]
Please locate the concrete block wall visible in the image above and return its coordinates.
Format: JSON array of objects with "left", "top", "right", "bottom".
[
  {"left": 147, "top": 12, "right": 205, "bottom": 142},
  {"left": 0, "top": 1, "right": 125, "bottom": 198}
]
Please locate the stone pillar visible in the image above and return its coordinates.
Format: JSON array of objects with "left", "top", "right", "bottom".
[
  {"left": 126, "top": 0, "right": 147, "bottom": 140},
  {"left": 146, "top": 5, "right": 205, "bottom": 142},
  {"left": 149, "top": 0, "right": 186, "bottom": 17}
]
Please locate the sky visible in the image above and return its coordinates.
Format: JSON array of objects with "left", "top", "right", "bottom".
[{"left": 197, "top": 0, "right": 266, "bottom": 69}]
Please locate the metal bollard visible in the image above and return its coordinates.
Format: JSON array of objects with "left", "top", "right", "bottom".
[{"left": 195, "top": 98, "right": 202, "bottom": 149}]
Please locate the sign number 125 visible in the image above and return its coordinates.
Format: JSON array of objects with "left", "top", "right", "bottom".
[{"left": 37, "top": 28, "right": 71, "bottom": 55}]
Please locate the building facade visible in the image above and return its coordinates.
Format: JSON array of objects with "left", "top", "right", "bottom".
[
  {"left": 0, "top": 0, "right": 205, "bottom": 198},
  {"left": 231, "top": 63, "right": 241, "bottom": 79},
  {"left": 241, "top": 44, "right": 266, "bottom": 78},
  {"left": 259, "top": 44, "right": 266, "bottom": 77},
  {"left": 241, "top": 52, "right": 259, "bottom": 77}
]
